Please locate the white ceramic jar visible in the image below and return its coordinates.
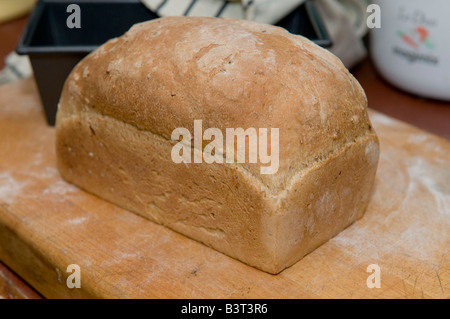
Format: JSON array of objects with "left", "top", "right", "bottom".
[{"left": 370, "top": 0, "right": 450, "bottom": 101}]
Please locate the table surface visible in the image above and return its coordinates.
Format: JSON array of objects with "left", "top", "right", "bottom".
[
  {"left": 0, "top": 14, "right": 449, "bottom": 299},
  {"left": 1, "top": 79, "right": 449, "bottom": 299}
]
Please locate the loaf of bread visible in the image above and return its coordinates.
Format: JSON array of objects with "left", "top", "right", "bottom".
[{"left": 55, "top": 16, "right": 379, "bottom": 274}]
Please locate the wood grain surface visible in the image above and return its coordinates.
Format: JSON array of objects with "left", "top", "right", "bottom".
[
  {"left": 0, "top": 261, "right": 41, "bottom": 299},
  {"left": 0, "top": 78, "right": 448, "bottom": 299}
]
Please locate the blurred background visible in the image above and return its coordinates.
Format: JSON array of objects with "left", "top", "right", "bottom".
[{"left": 1, "top": 0, "right": 449, "bottom": 139}]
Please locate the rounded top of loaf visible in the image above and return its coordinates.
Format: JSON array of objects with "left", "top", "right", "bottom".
[{"left": 58, "top": 16, "right": 376, "bottom": 192}]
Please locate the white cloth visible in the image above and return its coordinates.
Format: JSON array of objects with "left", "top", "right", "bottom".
[
  {"left": 0, "top": 52, "right": 32, "bottom": 85},
  {"left": 140, "top": 0, "right": 367, "bottom": 68}
]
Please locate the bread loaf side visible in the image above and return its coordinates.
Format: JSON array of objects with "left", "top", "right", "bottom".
[{"left": 56, "top": 16, "right": 380, "bottom": 274}]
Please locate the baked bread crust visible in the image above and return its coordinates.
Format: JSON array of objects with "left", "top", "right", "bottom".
[{"left": 56, "top": 16, "right": 380, "bottom": 273}]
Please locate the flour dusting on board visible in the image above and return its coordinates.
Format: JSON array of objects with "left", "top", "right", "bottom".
[
  {"left": 43, "top": 180, "right": 79, "bottom": 196},
  {"left": 405, "top": 157, "right": 450, "bottom": 215},
  {"left": 369, "top": 112, "right": 396, "bottom": 126},
  {"left": 29, "top": 166, "right": 60, "bottom": 180},
  {"left": 0, "top": 172, "right": 27, "bottom": 205}
]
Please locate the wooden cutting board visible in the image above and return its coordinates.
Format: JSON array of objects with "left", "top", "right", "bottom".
[{"left": 0, "top": 78, "right": 448, "bottom": 299}]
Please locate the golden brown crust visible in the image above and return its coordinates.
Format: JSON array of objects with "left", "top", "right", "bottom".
[
  {"left": 58, "top": 16, "right": 374, "bottom": 191},
  {"left": 56, "top": 17, "right": 380, "bottom": 273}
]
